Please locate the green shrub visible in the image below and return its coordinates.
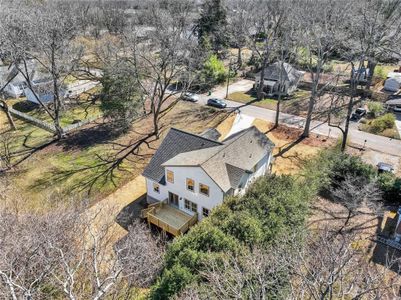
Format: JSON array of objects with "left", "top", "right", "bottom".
[
  {"left": 367, "top": 101, "right": 384, "bottom": 118},
  {"left": 374, "top": 65, "right": 387, "bottom": 80},
  {"left": 150, "top": 174, "right": 316, "bottom": 299},
  {"left": 370, "top": 113, "right": 395, "bottom": 133},
  {"left": 378, "top": 172, "right": 401, "bottom": 203},
  {"left": 201, "top": 54, "right": 228, "bottom": 85},
  {"left": 151, "top": 264, "right": 195, "bottom": 299},
  {"left": 216, "top": 210, "right": 264, "bottom": 244},
  {"left": 303, "top": 148, "right": 376, "bottom": 192}
]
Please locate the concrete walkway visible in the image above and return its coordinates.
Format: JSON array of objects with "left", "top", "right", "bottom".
[
  {"left": 226, "top": 112, "right": 255, "bottom": 138},
  {"left": 395, "top": 114, "right": 401, "bottom": 138}
]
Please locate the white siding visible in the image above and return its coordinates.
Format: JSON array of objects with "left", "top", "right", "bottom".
[
  {"left": 164, "top": 166, "right": 224, "bottom": 220},
  {"left": 5, "top": 84, "right": 22, "bottom": 98},
  {"left": 144, "top": 153, "right": 273, "bottom": 221},
  {"left": 25, "top": 88, "right": 54, "bottom": 104},
  {"left": 145, "top": 178, "right": 168, "bottom": 202},
  {"left": 234, "top": 153, "right": 271, "bottom": 196}
]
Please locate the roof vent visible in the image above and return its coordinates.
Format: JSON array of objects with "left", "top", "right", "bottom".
[
  {"left": 223, "top": 153, "right": 226, "bottom": 157},
  {"left": 249, "top": 154, "right": 252, "bottom": 158}
]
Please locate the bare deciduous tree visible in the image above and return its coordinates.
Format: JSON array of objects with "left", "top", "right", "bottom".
[
  {"left": 330, "top": 175, "right": 383, "bottom": 234},
  {"left": 297, "top": 0, "right": 351, "bottom": 138},
  {"left": 0, "top": 204, "right": 164, "bottom": 300},
  {"left": 178, "top": 230, "right": 400, "bottom": 300}
]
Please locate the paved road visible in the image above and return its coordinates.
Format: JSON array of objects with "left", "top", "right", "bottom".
[{"left": 198, "top": 79, "right": 401, "bottom": 157}]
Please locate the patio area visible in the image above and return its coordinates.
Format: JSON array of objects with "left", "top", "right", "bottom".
[{"left": 141, "top": 201, "right": 198, "bottom": 236}]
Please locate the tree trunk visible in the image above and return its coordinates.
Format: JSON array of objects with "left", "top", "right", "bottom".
[
  {"left": 365, "top": 59, "right": 376, "bottom": 91},
  {"left": 274, "top": 97, "right": 281, "bottom": 129},
  {"left": 237, "top": 47, "right": 242, "bottom": 69},
  {"left": 341, "top": 61, "right": 363, "bottom": 151},
  {"left": 338, "top": 210, "right": 353, "bottom": 235},
  {"left": 274, "top": 61, "right": 286, "bottom": 129},
  {"left": 302, "top": 60, "right": 322, "bottom": 138},
  {"left": 153, "top": 113, "right": 159, "bottom": 139},
  {"left": 50, "top": 43, "right": 64, "bottom": 140},
  {"left": 0, "top": 99, "right": 16, "bottom": 131},
  {"left": 341, "top": 95, "right": 353, "bottom": 152},
  {"left": 257, "top": 52, "right": 269, "bottom": 101}
]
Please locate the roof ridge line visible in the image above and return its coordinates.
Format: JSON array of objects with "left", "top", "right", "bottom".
[
  {"left": 169, "top": 127, "right": 223, "bottom": 145},
  {"left": 202, "top": 126, "right": 256, "bottom": 166}
]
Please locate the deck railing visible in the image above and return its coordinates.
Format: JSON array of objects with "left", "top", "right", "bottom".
[{"left": 141, "top": 200, "right": 197, "bottom": 236}]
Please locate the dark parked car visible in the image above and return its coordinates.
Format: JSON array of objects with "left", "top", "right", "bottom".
[
  {"left": 207, "top": 98, "right": 227, "bottom": 109},
  {"left": 181, "top": 92, "right": 199, "bottom": 102},
  {"left": 377, "top": 162, "right": 394, "bottom": 174},
  {"left": 350, "top": 108, "right": 367, "bottom": 121}
]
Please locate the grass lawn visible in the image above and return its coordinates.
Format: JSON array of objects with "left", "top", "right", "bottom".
[
  {"left": 227, "top": 90, "right": 311, "bottom": 114},
  {"left": 215, "top": 115, "right": 336, "bottom": 175},
  {"left": 3, "top": 102, "right": 230, "bottom": 211},
  {"left": 359, "top": 121, "right": 400, "bottom": 140},
  {"left": 10, "top": 91, "right": 102, "bottom": 127}
]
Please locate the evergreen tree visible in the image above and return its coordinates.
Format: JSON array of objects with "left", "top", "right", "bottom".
[{"left": 197, "top": 0, "right": 229, "bottom": 53}]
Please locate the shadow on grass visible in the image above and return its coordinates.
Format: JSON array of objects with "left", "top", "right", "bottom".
[
  {"left": 116, "top": 193, "right": 147, "bottom": 230},
  {"left": 59, "top": 123, "right": 121, "bottom": 151},
  {"left": 12, "top": 100, "right": 38, "bottom": 113},
  {"left": 274, "top": 135, "right": 306, "bottom": 158}
]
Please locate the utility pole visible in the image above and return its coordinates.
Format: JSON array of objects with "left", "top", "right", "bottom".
[{"left": 225, "top": 59, "right": 233, "bottom": 99}]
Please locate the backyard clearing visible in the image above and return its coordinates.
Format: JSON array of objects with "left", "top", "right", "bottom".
[
  {"left": 88, "top": 174, "right": 146, "bottom": 245},
  {"left": 3, "top": 102, "right": 230, "bottom": 211}
]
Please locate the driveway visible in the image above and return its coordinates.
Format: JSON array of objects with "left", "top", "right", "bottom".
[
  {"left": 226, "top": 112, "right": 255, "bottom": 138},
  {"left": 198, "top": 80, "right": 401, "bottom": 157},
  {"left": 395, "top": 113, "right": 401, "bottom": 138}
]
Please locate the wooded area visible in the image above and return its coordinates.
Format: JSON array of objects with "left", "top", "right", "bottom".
[{"left": 1, "top": 0, "right": 401, "bottom": 299}]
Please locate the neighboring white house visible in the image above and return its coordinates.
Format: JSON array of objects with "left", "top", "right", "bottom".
[
  {"left": 0, "top": 65, "right": 30, "bottom": 98},
  {"left": 25, "top": 78, "right": 100, "bottom": 104},
  {"left": 142, "top": 126, "right": 275, "bottom": 231},
  {"left": 254, "top": 61, "right": 304, "bottom": 96},
  {"left": 24, "top": 79, "right": 60, "bottom": 104}
]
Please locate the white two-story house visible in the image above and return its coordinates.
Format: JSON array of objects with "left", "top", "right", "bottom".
[{"left": 141, "top": 126, "right": 275, "bottom": 236}]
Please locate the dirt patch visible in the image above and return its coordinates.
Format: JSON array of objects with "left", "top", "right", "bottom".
[
  {"left": 248, "top": 118, "right": 336, "bottom": 175},
  {"left": 309, "top": 197, "right": 380, "bottom": 240},
  {"left": 347, "top": 146, "right": 401, "bottom": 176}
]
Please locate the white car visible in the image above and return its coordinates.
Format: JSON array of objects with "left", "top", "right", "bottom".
[{"left": 181, "top": 92, "right": 199, "bottom": 102}]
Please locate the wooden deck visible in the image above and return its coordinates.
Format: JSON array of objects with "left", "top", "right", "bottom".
[{"left": 141, "top": 201, "right": 197, "bottom": 236}]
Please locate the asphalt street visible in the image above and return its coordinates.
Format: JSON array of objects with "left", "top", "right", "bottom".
[{"left": 196, "top": 79, "right": 401, "bottom": 157}]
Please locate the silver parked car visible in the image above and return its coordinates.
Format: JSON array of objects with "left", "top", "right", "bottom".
[{"left": 181, "top": 92, "right": 199, "bottom": 102}]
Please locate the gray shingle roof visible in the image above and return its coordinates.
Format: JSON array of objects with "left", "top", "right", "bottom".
[
  {"left": 259, "top": 61, "right": 304, "bottom": 84},
  {"left": 200, "top": 128, "right": 221, "bottom": 141},
  {"left": 159, "top": 126, "right": 275, "bottom": 192},
  {"left": 142, "top": 128, "right": 222, "bottom": 184}
]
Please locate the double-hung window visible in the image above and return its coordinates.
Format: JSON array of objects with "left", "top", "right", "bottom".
[
  {"left": 153, "top": 182, "right": 160, "bottom": 193},
  {"left": 186, "top": 178, "right": 195, "bottom": 192},
  {"left": 166, "top": 170, "right": 174, "bottom": 183},
  {"left": 199, "top": 183, "right": 209, "bottom": 196}
]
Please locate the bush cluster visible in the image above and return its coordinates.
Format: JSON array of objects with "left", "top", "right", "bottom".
[
  {"left": 150, "top": 148, "right": 401, "bottom": 299},
  {"left": 369, "top": 113, "right": 396, "bottom": 133},
  {"left": 150, "top": 174, "right": 317, "bottom": 299}
]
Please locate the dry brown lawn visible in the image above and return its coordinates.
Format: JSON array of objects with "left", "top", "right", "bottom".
[
  {"left": 250, "top": 118, "right": 336, "bottom": 174},
  {"left": 4, "top": 102, "right": 230, "bottom": 211}
]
